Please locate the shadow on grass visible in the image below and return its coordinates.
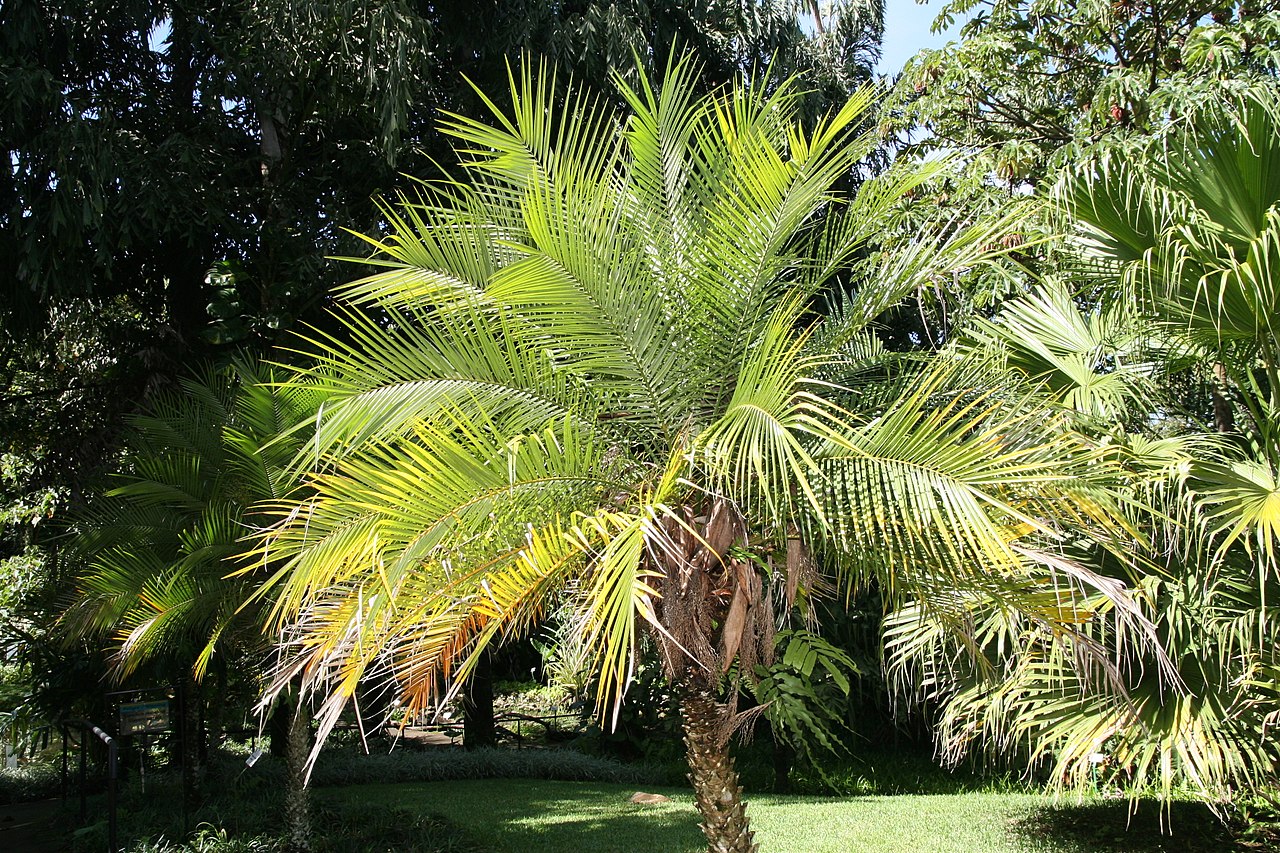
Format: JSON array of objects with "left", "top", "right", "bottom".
[
  {"left": 1007, "top": 798, "right": 1242, "bottom": 853},
  {"left": 329, "top": 779, "right": 705, "bottom": 853},
  {"left": 751, "top": 746, "right": 1034, "bottom": 797}
]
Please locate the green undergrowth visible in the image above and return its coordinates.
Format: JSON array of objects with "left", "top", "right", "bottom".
[
  {"left": 71, "top": 766, "right": 481, "bottom": 853},
  {"left": 308, "top": 744, "right": 661, "bottom": 787},
  {"left": 729, "top": 740, "right": 1031, "bottom": 797},
  {"left": 68, "top": 745, "right": 655, "bottom": 852},
  {"left": 0, "top": 761, "right": 61, "bottom": 803}
]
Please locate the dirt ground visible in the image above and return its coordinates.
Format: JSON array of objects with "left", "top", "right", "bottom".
[{"left": 0, "top": 799, "right": 64, "bottom": 853}]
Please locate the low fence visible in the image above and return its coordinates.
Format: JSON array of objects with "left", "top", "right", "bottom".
[{"left": 62, "top": 718, "right": 119, "bottom": 853}]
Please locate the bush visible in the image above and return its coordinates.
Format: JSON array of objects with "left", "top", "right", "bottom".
[
  {"left": 0, "top": 761, "right": 61, "bottom": 803},
  {"left": 308, "top": 803, "right": 480, "bottom": 853},
  {"left": 492, "top": 680, "right": 571, "bottom": 718},
  {"left": 69, "top": 741, "right": 662, "bottom": 852},
  {"left": 123, "top": 825, "right": 281, "bottom": 853},
  {"left": 104, "top": 805, "right": 483, "bottom": 853},
  {"left": 1232, "top": 791, "right": 1280, "bottom": 851}
]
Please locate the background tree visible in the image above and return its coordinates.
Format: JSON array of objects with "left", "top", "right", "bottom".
[
  {"left": 886, "top": 1, "right": 1280, "bottom": 187},
  {"left": 63, "top": 358, "right": 318, "bottom": 832},
  {"left": 870, "top": 1, "right": 1280, "bottom": 342},
  {"left": 2, "top": 0, "right": 882, "bottom": 352}
]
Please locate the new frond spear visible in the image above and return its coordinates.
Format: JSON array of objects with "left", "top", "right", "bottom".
[{"left": 254, "top": 54, "right": 1135, "bottom": 853}]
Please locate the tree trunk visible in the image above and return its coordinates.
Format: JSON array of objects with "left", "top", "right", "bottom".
[
  {"left": 283, "top": 697, "right": 312, "bottom": 852},
  {"left": 268, "top": 696, "right": 291, "bottom": 758},
  {"left": 681, "top": 688, "right": 758, "bottom": 853},
  {"left": 205, "top": 663, "right": 226, "bottom": 763},
  {"left": 463, "top": 650, "right": 496, "bottom": 750},
  {"left": 771, "top": 737, "right": 795, "bottom": 795},
  {"left": 178, "top": 677, "right": 202, "bottom": 812},
  {"left": 1212, "top": 362, "right": 1235, "bottom": 433}
]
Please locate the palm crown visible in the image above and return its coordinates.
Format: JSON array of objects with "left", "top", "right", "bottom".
[
  {"left": 67, "top": 359, "right": 317, "bottom": 683},
  {"left": 1066, "top": 89, "right": 1280, "bottom": 568}
]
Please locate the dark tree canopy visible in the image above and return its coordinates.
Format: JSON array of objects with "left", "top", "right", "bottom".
[
  {"left": 1, "top": 0, "right": 883, "bottom": 351},
  {"left": 0, "top": 0, "right": 884, "bottom": 725},
  {"left": 0, "top": 0, "right": 883, "bottom": 500}
]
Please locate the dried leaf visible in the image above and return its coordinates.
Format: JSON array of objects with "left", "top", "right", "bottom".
[
  {"left": 720, "top": 569, "right": 749, "bottom": 672},
  {"left": 705, "top": 499, "right": 741, "bottom": 557}
]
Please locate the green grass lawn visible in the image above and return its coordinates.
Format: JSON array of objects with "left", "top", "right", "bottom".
[{"left": 329, "top": 779, "right": 1241, "bottom": 853}]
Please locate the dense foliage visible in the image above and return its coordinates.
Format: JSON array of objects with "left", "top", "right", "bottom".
[
  {"left": 4, "top": 3, "right": 1280, "bottom": 852},
  {"left": 0, "top": 0, "right": 875, "bottom": 776}
]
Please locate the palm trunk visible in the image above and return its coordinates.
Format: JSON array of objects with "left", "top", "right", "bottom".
[
  {"left": 462, "top": 649, "right": 496, "bottom": 750},
  {"left": 1212, "top": 362, "right": 1235, "bottom": 433},
  {"left": 681, "top": 687, "right": 758, "bottom": 853},
  {"left": 283, "top": 691, "right": 312, "bottom": 851},
  {"left": 179, "top": 677, "right": 201, "bottom": 812}
]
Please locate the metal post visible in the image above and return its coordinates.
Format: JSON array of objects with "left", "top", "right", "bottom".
[
  {"left": 60, "top": 726, "right": 68, "bottom": 804},
  {"left": 78, "top": 728, "right": 87, "bottom": 824},
  {"left": 106, "top": 731, "right": 118, "bottom": 853},
  {"left": 178, "top": 683, "right": 189, "bottom": 835},
  {"left": 67, "top": 719, "right": 120, "bottom": 852}
]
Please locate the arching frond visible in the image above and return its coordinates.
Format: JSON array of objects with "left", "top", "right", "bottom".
[
  {"left": 66, "top": 359, "right": 317, "bottom": 682},
  {"left": 256, "top": 59, "right": 1143, "bottom": 771}
]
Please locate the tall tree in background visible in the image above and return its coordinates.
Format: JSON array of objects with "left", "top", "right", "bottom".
[
  {"left": 2, "top": 0, "right": 883, "bottom": 353},
  {"left": 886, "top": 1, "right": 1280, "bottom": 187},
  {"left": 867, "top": 1, "right": 1280, "bottom": 352},
  {"left": 0, "top": 0, "right": 884, "bottom": 719}
]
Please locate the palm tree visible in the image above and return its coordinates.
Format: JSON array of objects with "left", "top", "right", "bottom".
[
  {"left": 1066, "top": 87, "right": 1280, "bottom": 796},
  {"left": 885, "top": 90, "right": 1280, "bottom": 805},
  {"left": 1066, "top": 88, "right": 1280, "bottom": 568},
  {"left": 65, "top": 358, "right": 319, "bottom": 839},
  {"left": 255, "top": 58, "right": 1133, "bottom": 852}
]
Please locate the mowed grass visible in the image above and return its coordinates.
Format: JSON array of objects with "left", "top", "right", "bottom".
[{"left": 329, "top": 779, "right": 1241, "bottom": 853}]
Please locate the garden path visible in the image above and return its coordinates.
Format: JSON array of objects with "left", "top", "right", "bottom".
[{"left": 0, "top": 799, "right": 64, "bottom": 852}]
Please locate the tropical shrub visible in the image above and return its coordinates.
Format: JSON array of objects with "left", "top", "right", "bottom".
[{"left": 888, "top": 90, "right": 1280, "bottom": 805}]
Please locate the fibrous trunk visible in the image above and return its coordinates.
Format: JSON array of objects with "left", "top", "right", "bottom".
[
  {"left": 681, "top": 687, "right": 758, "bottom": 853},
  {"left": 284, "top": 694, "right": 312, "bottom": 851}
]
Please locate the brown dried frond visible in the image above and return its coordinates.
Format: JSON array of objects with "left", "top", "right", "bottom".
[
  {"left": 785, "top": 530, "right": 817, "bottom": 609},
  {"left": 649, "top": 498, "right": 784, "bottom": 687},
  {"left": 730, "top": 702, "right": 771, "bottom": 746}
]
